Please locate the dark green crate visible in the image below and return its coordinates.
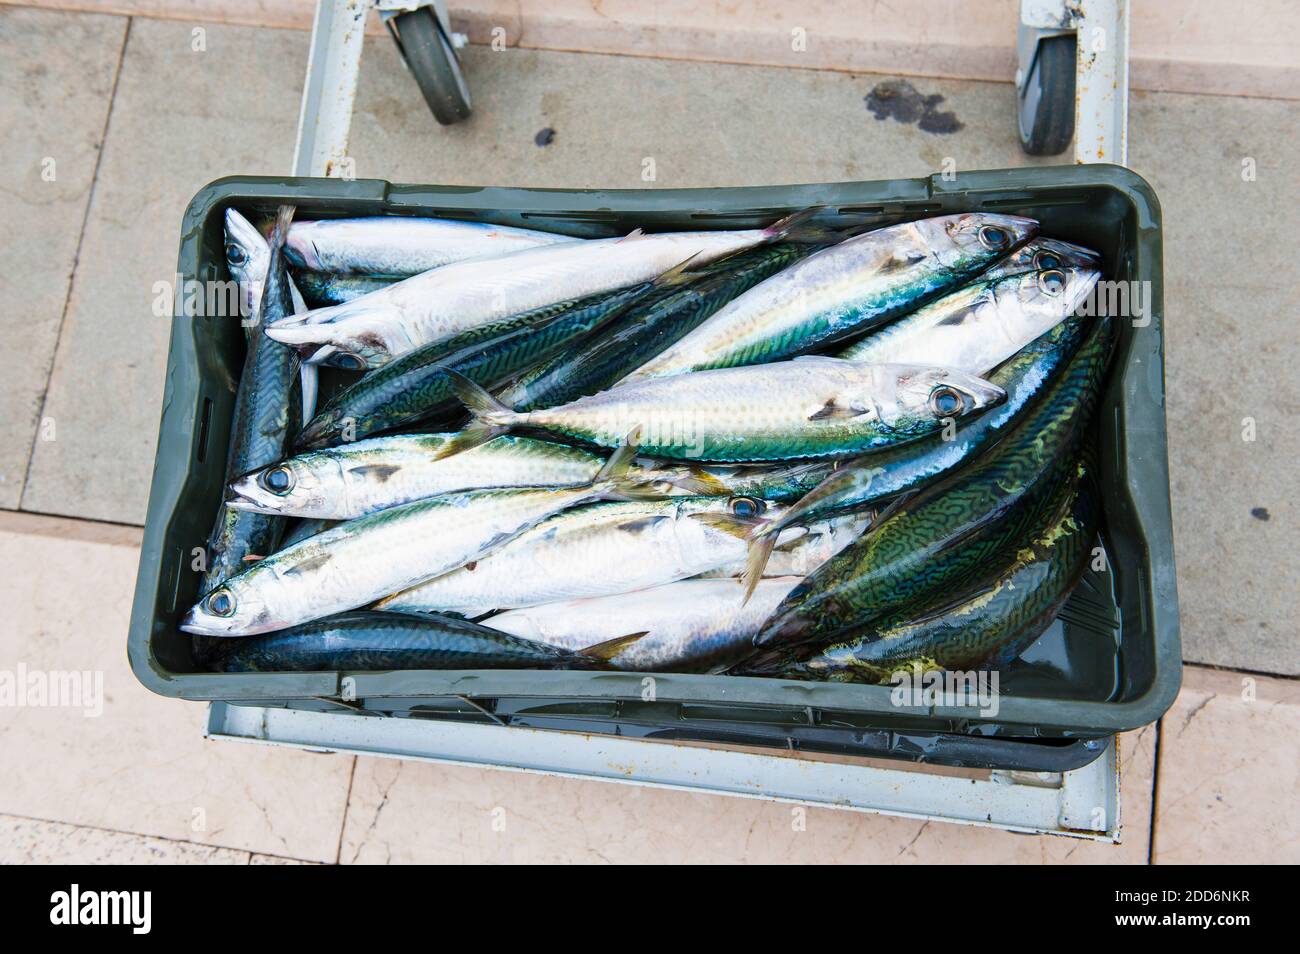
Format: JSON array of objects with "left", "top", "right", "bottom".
[{"left": 128, "top": 166, "right": 1180, "bottom": 737}]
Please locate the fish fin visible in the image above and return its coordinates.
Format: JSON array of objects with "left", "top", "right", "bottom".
[
  {"left": 298, "top": 362, "right": 318, "bottom": 426},
  {"left": 653, "top": 252, "right": 705, "bottom": 287},
  {"left": 808, "top": 399, "right": 870, "bottom": 421},
  {"left": 866, "top": 491, "right": 915, "bottom": 528},
  {"left": 591, "top": 428, "right": 661, "bottom": 500},
  {"left": 433, "top": 369, "right": 519, "bottom": 460},
  {"left": 689, "top": 510, "right": 770, "bottom": 541},
  {"left": 762, "top": 206, "right": 841, "bottom": 244},
  {"left": 739, "top": 532, "right": 779, "bottom": 605},
  {"left": 577, "top": 631, "right": 648, "bottom": 665},
  {"left": 660, "top": 464, "right": 732, "bottom": 496},
  {"left": 617, "top": 228, "right": 645, "bottom": 242}
]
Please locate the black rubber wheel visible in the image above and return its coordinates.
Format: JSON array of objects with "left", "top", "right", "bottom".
[
  {"left": 1018, "top": 34, "right": 1076, "bottom": 156},
  {"left": 391, "top": 8, "right": 471, "bottom": 126}
]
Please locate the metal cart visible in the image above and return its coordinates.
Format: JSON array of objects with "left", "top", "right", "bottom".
[{"left": 211, "top": 0, "right": 1134, "bottom": 843}]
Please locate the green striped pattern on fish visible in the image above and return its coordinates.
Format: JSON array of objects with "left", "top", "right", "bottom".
[
  {"left": 750, "top": 317, "right": 1115, "bottom": 657},
  {"left": 296, "top": 282, "right": 658, "bottom": 449},
  {"left": 769, "top": 477, "right": 1098, "bottom": 683},
  {"left": 499, "top": 243, "right": 816, "bottom": 411},
  {"left": 621, "top": 213, "right": 1038, "bottom": 382}
]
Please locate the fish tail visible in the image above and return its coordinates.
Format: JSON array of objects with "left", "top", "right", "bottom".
[
  {"left": 762, "top": 206, "right": 839, "bottom": 244},
  {"left": 433, "top": 370, "right": 523, "bottom": 460},
  {"left": 268, "top": 204, "right": 296, "bottom": 252},
  {"left": 689, "top": 510, "right": 780, "bottom": 604},
  {"left": 740, "top": 529, "right": 781, "bottom": 605}
]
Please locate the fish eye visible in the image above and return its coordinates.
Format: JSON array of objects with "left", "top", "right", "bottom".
[
  {"left": 1035, "top": 251, "right": 1061, "bottom": 270},
  {"left": 979, "top": 225, "right": 1009, "bottom": 250},
  {"left": 225, "top": 243, "right": 247, "bottom": 267},
  {"left": 729, "top": 496, "right": 765, "bottom": 518},
  {"left": 929, "top": 386, "right": 965, "bottom": 417},
  {"left": 333, "top": 352, "right": 366, "bottom": 370},
  {"left": 1038, "top": 269, "right": 1067, "bottom": 295},
  {"left": 207, "top": 588, "right": 236, "bottom": 617},
  {"left": 261, "top": 466, "right": 294, "bottom": 495}
]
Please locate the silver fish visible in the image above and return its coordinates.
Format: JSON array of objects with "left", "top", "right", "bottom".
[
  {"left": 484, "top": 577, "right": 804, "bottom": 672},
  {"left": 285, "top": 216, "right": 578, "bottom": 276},
  {"left": 265, "top": 213, "right": 812, "bottom": 368},
  {"left": 180, "top": 442, "right": 647, "bottom": 636},
  {"left": 449, "top": 358, "right": 1005, "bottom": 462},
  {"left": 619, "top": 213, "right": 1038, "bottom": 381},
  {"left": 374, "top": 496, "right": 859, "bottom": 617},
  {"left": 227, "top": 433, "right": 702, "bottom": 521},
  {"left": 836, "top": 265, "right": 1100, "bottom": 372}
]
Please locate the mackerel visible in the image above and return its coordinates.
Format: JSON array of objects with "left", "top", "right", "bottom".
[
  {"left": 266, "top": 212, "right": 815, "bottom": 367},
  {"left": 620, "top": 213, "right": 1037, "bottom": 381}
]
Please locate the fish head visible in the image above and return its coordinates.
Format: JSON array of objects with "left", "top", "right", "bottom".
[
  {"left": 224, "top": 208, "right": 270, "bottom": 324},
  {"left": 226, "top": 453, "right": 341, "bottom": 518},
  {"left": 921, "top": 213, "right": 1039, "bottom": 272},
  {"left": 264, "top": 303, "right": 399, "bottom": 369},
  {"left": 999, "top": 265, "right": 1101, "bottom": 321},
  {"left": 867, "top": 364, "right": 1006, "bottom": 436},
  {"left": 983, "top": 237, "right": 1103, "bottom": 281},
  {"left": 180, "top": 574, "right": 281, "bottom": 637}
]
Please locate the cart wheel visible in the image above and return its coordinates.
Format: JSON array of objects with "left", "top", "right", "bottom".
[
  {"left": 1018, "top": 34, "right": 1075, "bottom": 156},
  {"left": 391, "top": 8, "right": 471, "bottom": 126}
]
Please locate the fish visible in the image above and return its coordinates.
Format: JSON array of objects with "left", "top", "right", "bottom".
[
  {"left": 180, "top": 438, "right": 650, "bottom": 636},
  {"left": 484, "top": 577, "right": 804, "bottom": 673},
  {"left": 294, "top": 260, "right": 697, "bottom": 448},
  {"left": 835, "top": 262, "right": 1099, "bottom": 372},
  {"left": 264, "top": 211, "right": 816, "bottom": 368},
  {"left": 497, "top": 243, "right": 818, "bottom": 411},
  {"left": 293, "top": 270, "right": 401, "bottom": 307},
  {"left": 749, "top": 474, "right": 1099, "bottom": 683},
  {"left": 445, "top": 357, "right": 1005, "bottom": 463},
  {"left": 618, "top": 213, "right": 1038, "bottom": 382},
  {"left": 200, "top": 206, "right": 301, "bottom": 593},
  {"left": 740, "top": 316, "right": 1089, "bottom": 586},
  {"left": 747, "top": 317, "right": 1115, "bottom": 660},
  {"left": 229, "top": 433, "right": 704, "bottom": 520},
  {"left": 226, "top": 209, "right": 318, "bottom": 423},
  {"left": 374, "top": 497, "right": 865, "bottom": 617},
  {"left": 210, "top": 610, "right": 630, "bottom": 672},
  {"left": 285, "top": 216, "right": 579, "bottom": 276}
]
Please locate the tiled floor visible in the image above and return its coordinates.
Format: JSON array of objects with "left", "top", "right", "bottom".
[{"left": 1, "top": 3, "right": 1297, "bottom": 863}]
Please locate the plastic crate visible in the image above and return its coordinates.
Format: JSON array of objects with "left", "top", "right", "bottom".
[{"left": 128, "top": 166, "right": 1180, "bottom": 739}]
